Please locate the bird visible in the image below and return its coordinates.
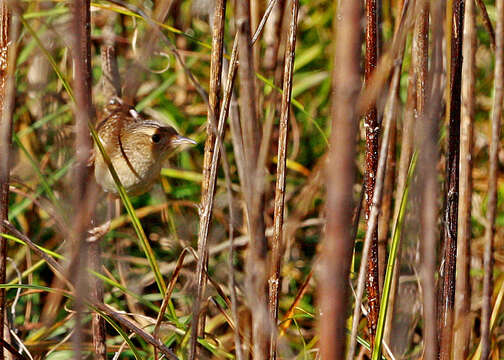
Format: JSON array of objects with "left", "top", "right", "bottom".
[{"left": 92, "top": 97, "right": 196, "bottom": 196}]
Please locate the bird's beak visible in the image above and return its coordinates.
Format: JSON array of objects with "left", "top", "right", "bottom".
[{"left": 172, "top": 135, "right": 197, "bottom": 146}]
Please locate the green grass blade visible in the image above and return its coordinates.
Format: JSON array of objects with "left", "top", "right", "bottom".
[
  {"left": 1, "top": 233, "right": 64, "bottom": 260},
  {"left": 371, "top": 151, "right": 418, "bottom": 360}
]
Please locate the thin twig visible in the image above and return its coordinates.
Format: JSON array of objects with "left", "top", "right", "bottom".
[
  {"left": 481, "top": 0, "right": 503, "bottom": 358},
  {"left": 236, "top": 0, "right": 269, "bottom": 356}
]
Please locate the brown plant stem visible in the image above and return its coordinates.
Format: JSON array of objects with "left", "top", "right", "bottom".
[
  {"left": 481, "top": 0, "right": 503, "bottom": 357},
  {"left": 71, "top": 0, "right": 95, "bottom": 357},
  {"left": 189, "top": 0, "right": 226, "bottom": 358},
  {"left": 0, "top": 4, "right": 16, "bottom": 358},
  {"left": 438, "top": 0, "right": 464, "bottom": 357},
  {"left": 236, "top": 0, "right": 269, "bottom": 357},
  {"left": 418, "top": 0, "right": 443, "bottom": 358},
  {"left": 319, "top": 0, "right": 361, "bottom": 358},
  {"left": 453, "top": 0, "right": 475, "bottom": 356},
  {"left": 364, "top": 0, "right": 380, "bottom": 345},
  {"left": 268, "top": 0, "right": 299, "bottom": 358}
]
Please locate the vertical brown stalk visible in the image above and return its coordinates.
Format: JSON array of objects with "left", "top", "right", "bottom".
[
  {"left": 319, "top": 0, "right": 361, "bottom": 358},
  {"left": 452, "top": 0, "right": 475, "bottom": 355},
  {"left": 0, "top": 3, "right": 15, "bottom": 358},
  {"left": 417, "top": 1, "right": 443, "bottom": 359},
  {"left": 268, "top": 0, "right": 299, "bottom": 358},
  {"left": 189, "top": 1, "right": 226, "bottom": 359},
  {"left": 236, "top": 0, "right": 269, "bottom": 357},
  {"left": 438, "top": 0, "right": 464, "bottom": 357},
  {"left": 364, "top": 0, "right": 380, "bottom": 347},
  {"left": 481, "top": 0, "right": 503, "bottom": 357},
  {"left": 71, "top": 0, "right": 94, "bottom": 357}
]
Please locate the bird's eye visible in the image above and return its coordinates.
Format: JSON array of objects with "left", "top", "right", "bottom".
[{"left": 151, "top": 134, "right": 161, "bottom": 143}]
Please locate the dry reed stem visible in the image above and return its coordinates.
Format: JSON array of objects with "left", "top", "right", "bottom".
[
  {"left": 189, "top": 0, "right": 226, "bottom": 358},
  {"left": 190, "top": 32, "right": 240, "bottom": 359},
  {"left": 438, "top": 0, "right": 464, "bottom": 357},
  {"left": 452, "top": 0, "right": 475, "bottom": 356},
  {"left": 417, "top": 1, "right": 443, "bottom": 358},
  {"left": 364, "top": 0, "right": 380, "bottom": 345},
  {"left": 0, "top": 3, "right": 13, "bottom": 358},
  {"left": 319, "top": 0, "right": 361, "bottom": 358},
  {"left": 236, "top": 1, "right": 269, "bottom": 357},
  {"left": 268, "top": 0, "right": 299, "bottom": 358},
  {"left": 71, "top": 0, "right": 95, "bottom": 357},
  {"left": 481, "top": 0, "right": 503, "bottom": 357},
  {"left": 348, "top": 56, "right": 401, "bottom": 360}
]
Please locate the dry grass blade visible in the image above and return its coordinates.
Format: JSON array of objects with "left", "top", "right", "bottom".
[
  {"left": 481, "top": 0, "right": 503, "bottom": 358},
  {"left": 279, "top": 269, "right": 313, "bottom": 336}
]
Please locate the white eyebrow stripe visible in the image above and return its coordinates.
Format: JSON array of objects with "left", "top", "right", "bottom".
[{"left": 129, "top": 108, "right": 140, "bottom": 119}]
